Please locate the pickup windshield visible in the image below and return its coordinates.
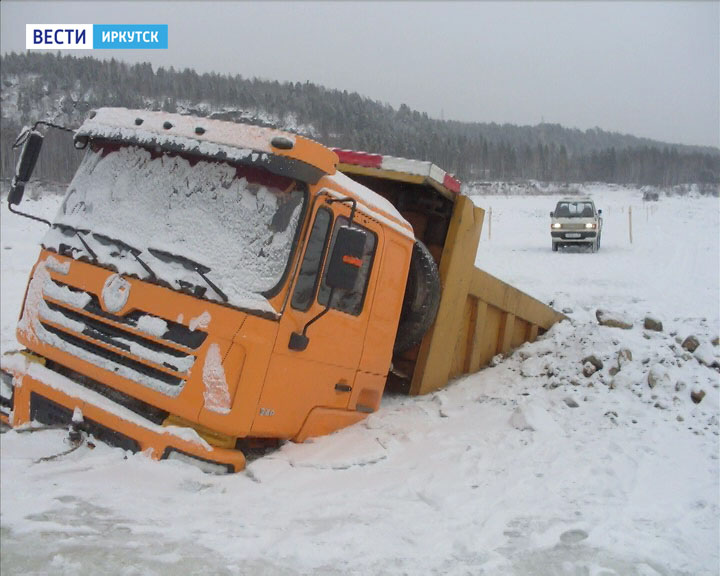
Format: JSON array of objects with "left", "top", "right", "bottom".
[
  {"left": 554, "top": 201, "right": 595, "bottom": 218},
  {"left": 42, "top": 143, "right": 306, "bottom": 314}
]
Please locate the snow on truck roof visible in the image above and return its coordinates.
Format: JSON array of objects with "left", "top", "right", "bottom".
[
  {"left": 323, "top": 171, "right": 414, "bottom": 240},
  {"left": 76, "top": 108, "right": 338, "bottom": 183},
  {"left": 74, "top": 109, "right": 450, "bottom": 239},
  {"left": 333, "top": 148, "right": 462, "bottom": 202}
]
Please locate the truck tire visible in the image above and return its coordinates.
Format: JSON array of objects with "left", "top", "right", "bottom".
[
  {"left": 393, "top": 240, "right": 441, "bottom": 354},
  {"left": 552, "top": 242, "right": 558, "bottom": 252}
]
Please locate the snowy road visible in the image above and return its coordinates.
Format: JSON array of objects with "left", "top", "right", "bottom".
[{"left": 1, "top": 186, "right": 719, "bottom": 575}]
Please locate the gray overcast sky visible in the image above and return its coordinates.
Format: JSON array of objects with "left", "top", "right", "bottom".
[{"left": 1, "top": 1, "right": 718, "bottom": 147}]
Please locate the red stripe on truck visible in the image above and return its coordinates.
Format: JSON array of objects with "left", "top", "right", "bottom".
[
  {"left": 333, "top": 149, "right": 383, "bottom": 168},
  {"left": 443, "top": 173, "right": 461, "bottom": 194}
]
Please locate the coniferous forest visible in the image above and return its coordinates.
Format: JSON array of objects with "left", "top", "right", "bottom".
[{"left": 1, "top": 52, "right": 718, "bottom": 188}]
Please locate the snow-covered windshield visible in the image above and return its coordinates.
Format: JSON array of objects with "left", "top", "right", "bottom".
[
  {"left": 554, "top": 201, "right": 595, "bottom": 218},
  {"left": 42, "top": 143, "right": 306, "bottom": 315}
]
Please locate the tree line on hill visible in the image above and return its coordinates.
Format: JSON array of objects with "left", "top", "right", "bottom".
[{"left": 1, "top": 52, "right": 718, "bottom": 188}]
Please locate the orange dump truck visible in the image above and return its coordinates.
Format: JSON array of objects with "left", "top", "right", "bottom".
[{"left": 1, "top": 109, "right": 563, "bottom": 472}]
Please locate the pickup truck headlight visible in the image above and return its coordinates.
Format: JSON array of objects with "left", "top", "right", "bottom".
[
  {"left": 551, "top": 223, "right": 562, "bottom": 229},
  {"left": 585, "top": 222, "right": 596, "bottom": 229}
]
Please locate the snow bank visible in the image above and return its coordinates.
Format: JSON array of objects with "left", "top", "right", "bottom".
[{"left": 1, "top": 186, "right": 718, "bottom": 575}]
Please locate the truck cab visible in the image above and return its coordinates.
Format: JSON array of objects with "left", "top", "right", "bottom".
[
  {"left": 2, "top": 108, "right": 564, "bottom": 473},
  {"left": 1, "top": 109, "right": 421, "bottom": 472},
  {"left": 550, "top": 197, "right": 603, "bottom": 252}
]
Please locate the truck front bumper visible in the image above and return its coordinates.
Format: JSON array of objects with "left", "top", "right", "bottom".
[
  {"left": 551, "top": 230, "right": 597, "bottom": 242},
  {"left": 0, "top": 352, "right": 245, "bottom": 473}
]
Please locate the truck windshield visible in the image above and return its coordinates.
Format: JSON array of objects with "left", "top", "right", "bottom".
[
  {"left": 42, "top": 143, "right": 306, "bottom": 315},
  {"left": 554, "top": 201, "right": 594, "bottom": 218}
]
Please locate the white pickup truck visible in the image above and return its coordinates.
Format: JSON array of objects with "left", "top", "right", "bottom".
[{"left": 550, "top": 197, "right": 603, "bottom": 252}]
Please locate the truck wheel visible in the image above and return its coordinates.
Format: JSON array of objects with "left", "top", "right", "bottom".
[
  {"left": 552, "top": 242, "right": 558, "bottom": 252},
  {"left": 393, "top": 240, "right": 441, "bottom": 354}
]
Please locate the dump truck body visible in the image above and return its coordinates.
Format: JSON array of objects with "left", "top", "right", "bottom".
[
  {"left": 333, "top": 149, "right": 565, "bottom": 396},
  {"left": 2, "top": 109, "right": 563, "bottom": 472}
]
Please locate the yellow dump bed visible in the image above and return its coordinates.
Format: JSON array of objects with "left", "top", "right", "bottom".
[{"left": 334, "top": 148, "right": 565, "bottom": 395}]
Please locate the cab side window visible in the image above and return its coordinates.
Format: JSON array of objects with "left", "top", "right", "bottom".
[
  {"left": 317, "top": 217, "right": 377, "bottom": 316},
  {"left": 291, "top": 208, "right": 332, "bottom": 311}
]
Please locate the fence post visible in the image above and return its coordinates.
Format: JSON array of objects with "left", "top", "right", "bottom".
[{"left": 628, "top": 205, "right": 633, "bottom": 244}]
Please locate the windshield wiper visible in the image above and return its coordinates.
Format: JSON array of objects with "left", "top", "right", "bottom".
[
  {"left": 148, "top": 247, "right": 228, "bottom": 303},
  {"left": 53, "top": 223, "right": 98, "bottom": 263},
  {"left": 91, "top": 233, "right": 158, "bottom": 280}
]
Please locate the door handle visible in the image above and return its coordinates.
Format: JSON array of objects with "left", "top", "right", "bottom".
[{"left": 335, "top": 382, "right": 352, "bottom": 392}]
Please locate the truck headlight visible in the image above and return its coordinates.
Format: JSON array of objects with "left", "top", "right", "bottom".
[
  {"left": 551, "top": 223, "right": 562, "bottom": 229},
  {"left": 585, "top": 222, "right": 596, "bottom": 229}
]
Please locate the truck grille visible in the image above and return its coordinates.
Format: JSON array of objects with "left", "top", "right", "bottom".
[
  {"left": 561, "top": 222, "right": 588, "bottom": 231},
  {"left": 40, "top": 321, "right": 185, "bottom": 387},
  {"left": 81, "top": 293, "right": 207, "bottom": 350},
  {"left": 37, "top": 280, "right": 207, "bottom": 397}
]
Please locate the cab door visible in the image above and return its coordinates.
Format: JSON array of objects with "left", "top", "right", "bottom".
[{"left": 251, "top": 198, "right": 382, "bottom": 438}]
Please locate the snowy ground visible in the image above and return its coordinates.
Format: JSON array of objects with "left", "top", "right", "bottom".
[{"left": 1, "top": 186, "right": 719, "bottom": 576}]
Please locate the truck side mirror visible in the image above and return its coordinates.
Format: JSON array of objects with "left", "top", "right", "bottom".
[
  {"left": 9, "top": 130, "right": 43, "bottom": 206},
  {"left": 549, "top": 211, "right": 554, "bottom": 217},
  {"left": 598, "top": 209, "right": 602, "bottom": 215},
  {"left": 325, "top": 226, "right": 367, "bottom": 291}
]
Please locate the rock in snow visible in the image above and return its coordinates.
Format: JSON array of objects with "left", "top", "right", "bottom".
[
  {"left": 618, "top": 348, "right": 633, "bottom": 365},
  {"left": 596, "top": 309, "right": 633, "bottom": 330},
  {"left": 647, "top": 365, "right": 671, "bottom": 389},
  {"left": 582, "top": 354, "right": 604, "bottom": 371},
  {"left": 694, "top": 343, "right": 719, "bottom": 369},
  {"left": 582, "top": 361, "right": 597, "bottom": 377},
  {"left": 643, "top": 316, "right": 663, "bottom": 332},
  {"left": 682, "top": 335, "right": 700, "bottom": 352}
]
